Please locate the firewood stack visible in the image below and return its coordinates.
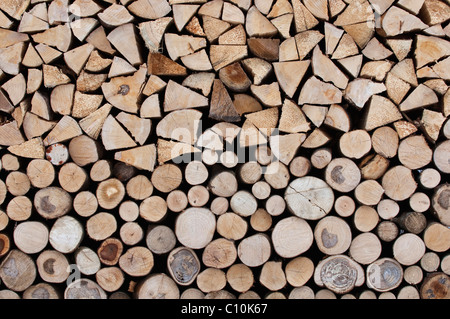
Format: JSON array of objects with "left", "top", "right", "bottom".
[{"left": 0, "top": 0, "right": 449, "bottom": 300}]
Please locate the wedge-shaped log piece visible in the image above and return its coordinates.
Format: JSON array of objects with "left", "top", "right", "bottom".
[
  {"left": 102, "top": 65, "right": 146, "bottom": 114},
  {"left": 298, "top": 76, "right": 342, "bottom": 105},
  {"left": 101, "top": 115, "right": 137, "bottom": 151},
  {"left": 8, "top": 137, "right": 44, "bottom": 159},
  {"left": 399, "top": 84, "right": 438, "bottom": 112},
  {"left": 362, "top": 95, "right": 403, "bottom": 131},
  {"left": 270, "top": 133, "right": 306, "bottom": 165},
  {"left": 98, "top": 4, "right": 134, "bottom": 27},
  {"left": 107, "top": 23, "right": 143, "bottom": 66},
  {"left": 164, "top": 33, "right": 207, "bottom": 61},
  {"left": 279, "top": 99, "right": 310, "bottom": 133},
  {"left": 139, "top": 17, "right": 173, "bottom": 53},
  {"left": 1, "top": 73, "right": 26, "bottom": 106},
  {"left": 294, "top": 30, "right": 324, "bottom": 60},
  {"left": 245, "top": 5, "right": 278, "bottom": 37},
  {"left": 415, "top": 35, "right": 450, "bottom": 69},
  {"left": 129, "top": 0, "right": 172, "bottom": 19},
  {"left": 0, "top": 0, "right": 29, "bottom": 20},
  {"left": 64, "top": 43, "right": 94, "bottom": 76},
  {"left": 164, "top": 80, "right": 209, "bottom": 112},
  {"left": 323, "top": 104, "right": 351, "bottom": 132},
  {"left": 115, "top": 144, "right": 157, "bottom": 172},
  {"left": 312, "top": 46, "right": 348, "bottom": 89},
  {"left": 0, "top": 42, "right": 26, "bottom": 76},
  {"left": 31, "top": 24, "right": 72, "bottom": 52},
  {"left": 23, "top": 112, "right": 56, "bottom": 140},
  {"left": 0, "top": 121, "right": 25, "bottom": 146},
  {"left": 86, "top": 26, "right": 116, "bottom": 55},
  {"left": 173, "top": 4, "right": 200, "bottom": 31},
  {"left": 157, "top": 139, "right": 201, "bottom": 164},
  {"left": 79, "top": 103, "right": 112, "bottom": 140},
  {"left": 241, "top": 58, "right": 272, "bottom": 85},
  {"left": 43, "top": 65, "right": 71, "bottom": 89},
  {"left": 245, "top": 107, "right": 279, "bottom": 137},
  {"left": 156, "top": 109, "right": 202, "bottom": 145},
  {"left": 210, "top": 45, "right": 248, "bottom": 71},
  {"left": 43, "top": 115, "right": 82, "bottom": 146},
  {"left": 182, "top": 72, "right": 215, "bottom": 96},
  {"left": 116, "top": 112, "right": 151, "bottom": 145},
  {"left": 0, "top": 29, "right": 29, "bottom": 49},
  {"left": 344, "top": 78, "right": 386, "bottom": 109},
  {"left": 209, "top": 79, "right": 241, "bottom": 122},
  {"left": 292, "top": 0, "right": 319, "bottom": 32},
  {"left": 147, "top": 53, "right": 187, "bottom": 76},
  {"left": 250, "top": 82, "right": 282, "bottom": 107},
  {"left": 382, "top": 6, "right": 428, "bottom": 36}
]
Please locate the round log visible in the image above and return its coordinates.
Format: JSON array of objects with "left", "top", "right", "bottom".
[
  {"left": 97, "top": 238, "right": 123, "bottom": 266},
  {"left": 393, "top": 233, "right": 426, "bottom": 266},
  {"left": 166, "top": 190, "right": 188, "bottom": 213},
  {"left": 382, "top": 165, "right": 417, "bottom": 201},
  {"left": 175, "top": 207, "right": 216, "bottom": 249},
  {"left": 285, "top": 176, "right": 334, "bottom": 220},
  {"left": 250, "top": 208, "right": 272, "bottom": 232},
  {"left": 49, "top": 215, "right": 84, "bottom": 254},
  {"left": 431, "top": 184, "right": 450, "bottom": 226},
  {"left": 26, "top": 159, "right": 55, "bottom": 188},
  {"left": 167, "top": 247, "right": 200, "bottom": 286},
  {"left": 226, "top": 263, "right": 254, "bottom": 293},
  {"left": 185, "top": 160, "right": 209, "bottom": 186},
  {"left": 349, "top": 232, "right": 382, "bottom": 265},
  {"left": 420, "top": 272, "right": 450, "bottom": 299},
  {"left": 230, "top": 190, "right": 257, "bottom": 217},
  {"left": 140, "top": 196, "right": 167, "bottom": 223},
  {"left": 96, "top": 178, "right": 125, "bottom": 210},
  {"left": 151, "top": 163, "right": 182, "bottom": 193},
  {"left": 334, "top": 195, "right": 355, "bottom": 217},
  {"left": 285, "top": 257, "right": 314, "bottom": 288},
  {"left": 187, "top": 185, "right": 210, "bottom": 207},
  {"left": 216, "top": 212, "right": 248, "bottom": 240},
  {"left": 13, "top": 221, "right": 49, "bottom": 254},
  {"left": 120, "top": 221, "right": 144, "bottom": 246},
  {"left": 145, "top": 225, "right": 176, "bottom": 255},
  {"left": 0, "top": 249, "right": 36, "bottom": 292},
  {"left": 7, "top": 196, "right": 32, "bottom": 221},
  {"left": 119, "top": 246, "right": 154, "bottom": 277},
  {"left": 314, "top": 216, "right": 352, "bottom": 256},
  {"left": 86, "top": 212, "right": 117, "bottom": 241},
  {"left": 202, "top": 238, "right": 237, "bottom": 269},
  {"left": 73, "top": 191, "right": 98, "bottom": 217},
  {"left": 75, "top": 246, "right": 101, "bottom": 275},
  {"left": 36, "top": 250, "right": 70, "bottom": 283},
  {"left": 126, "top": 174, "right": 153, "bottom": 200},
  {"left": 119, "top": 200, "right": 139, "bottom": 221},
  {"left": 325, "top": 157, "right": 361, "bottom": 193},
  {"left": 65, "top": 279, "right": 107, "bottom": 299},
  {"left": 237, "top": 233, "right": 271, "bottom": 267},
  {"left": 96, "top": 266, "right": 125, "bottom": 293}
]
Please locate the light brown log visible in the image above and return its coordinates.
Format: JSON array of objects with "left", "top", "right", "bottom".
[
  {"left": 404, "top": 265, "right": 423, "bottom": 285},
  {"left": 36, "top": 250, "right": 70, "bottom": 284},
  {"left": 409, "top": 192, "right": 430, "bottom": 213},
  {"left": 0, "top": 233, "right": 10, "bottom": 257},
  {"left": 119, "top": 246, "right": 154, "bottom": 277},
  {"left": 196, "top": 268, "right": 227, "bottom": 293},
  {"left": 184, "top": 161, "right": 209, "bottom": 186},
  {"left": 314, "top": 216, "right": 352, "bottom": 256},
  {"left": 167, "top": 246, "right": 200, "bottom": 286},
  {"left": 86, "top": 212, "right": 117, "bottom": 241},
  {"left": 13, "top": 221, "right": 48, "bottom": 255},
  {"left": 285, "top": 256, "right": 314, "bottom": 288},
  {"left": 382, "top": 165, "right": 417, "bottom": 201},
  {"left": 96, "top": 266, "right": 125, "bottom": 293},
  {"left": 90, "top": 160, "right": 112, "bottom": 182},
  {"left": 325, "top": 157, "right": 361, "bottom": 193},
  {"left": 251, "top": 181, "right": 271, "bottom": 201},
  {"left": 250, "top": 208, "right": 272, "bottom": 233},
  {"left": 434, "top": 140, "right": 450, "bottom": 174},
  {"left": 230, "top": 190, "right": 257, "bottom": 217},
  {"left": 354, "top": 180, "right": 384, "bottom": 206},
  {"left": 441, "top": 255, "right": 450, "bottom": 275},
  {"left": 264, "top": 161, "right": 290, "bottom": 190},
  {"left": 75, "top": 246, "right": 101, "bottom": 275},
  {"left": 126, "top": 175, "right": 153, "bottom": 201},
  {"left": 96, "top": 178, "right": 125, "bottom": 210},
  {"left": 135, "top": 273, "right": 180, "bottom": 299},
  {"left": 271, "top": 216, "right": 313, "bottom": 259},
  {"left": 145, "top": 225, "right": 176, "bottom": 255},
  {"left": 202, "top": 238, "right": 237, "bottom": 269},
  {"left": 140, "top": 196, "right": 167, "bottom": 223},
  {"left": 359, "top": 154, "right": 390, "bottom": 180},
  {"left": 216, "top": 212, "right": 247, "bottom": 241},
  {"left": 237, "top": 233, "right": 271, "bottom": 267},
  {"left": 49, "top": 216, "right": 84, "bottom": 254},
  {"left": 420, "top": 252, "right": 440, "bottom": 273},
  {"left": 265, "top": 194, "right": 286, "bottom": 217},
  {"left": 175, "top": 207, "right": 216, "bottom": 249},
  {"left": 150, "top": 163, "right": 182, "bottom": 194},
  {"left": 65, "top": 279, "right": 107, "bottom": 299},
  {"left": 377, "top": 199, "right": 400, "bottom": 220},
  {"left": 58, "top": 162, "right": 88, "bottom": 193},
  {"left": 120, "top": 222, "right": 144, "bottom": 246},
  {"left": 260, "top": 261, "right": 287, "bottom": 291},
  {"left": 6, "top": 196, "right": 32, "bottom": 221},
  {"left": 334, "top": 195, "right": 355, "bottom": 218},
  {"left": 420, "top": 272, "right": 450, "bottom": 299},
  {"left": 226, "top": 263, "right": 254, "bottom": 293},
  {"left": 423, "top": 222, "right": 450, "bottom": 253},
  {"left": 208, "top": 169, "right": 238, "bottom": 198},
  {"left": 393, "top": 233, "right": 426, "bottom": 266},
  {"left": 398, "top": 135, "right": 432, "bottom": 170},
  {"left": 118, "top": 201, "right": 139, "bottom": 222},
  {"left": 353, "top": 205, "right": 379, "bottom": 232},
  {"left": 97, "top": 238, "right": 123, "bottom": 266},
  {"left": 7, "top": 138, "right": 45, "bottom": 160},
  {"left": 165, "top": 190, "right": 188, "bottom": 213},
  {"left": 376, "top": 221, "right": 399, "bottom": 243},
  {"left": 349, "top": 232, "right": 382, "bottom": 265},
  {"left": 0, "top": 249, "right": 36, "bottom": 292},
  {"left": 187, "top": 185, "right": 209, "bottom": 207},
  {"left": 73, "top": 191, "right": 98, "bottom": 218},
  {"left": 34, "top": 187, "right": 72, "bottom": 220},
  {"left": 43, "top": 115, "right": 82, "bottom": 146},
  {"left": 285, "top": 176, "right": 334, "bottom": 220},
  {"left": 289, "top": 156, "right": 311, "bottom": 178},
  {"left": 371, "top": 126, "right": 399, "bottom": 158}
]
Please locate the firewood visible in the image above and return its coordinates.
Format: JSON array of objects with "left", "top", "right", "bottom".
[
  {"left": 119, "top": 246, "right": 154, "bottom": 277},
  {"left": 433, "top": 140, "right": 450, "bottom": 174},
  {"left": 65, "top": 278, "right": 107, "bottom": 299},
  {"left": 36, "top": 250, "right": 70, "bottom": 284},
  {"left": 167, "top": 246, "right": 200, "bottom": 286},
  {"left": 209, "top": 44, "right": 248, "bottom": 71},
  {"left": 393, "top": 233, "right": 426, "bottom": 266},
  {"left": 43, "top": 115, "right": 82, "bottom": 146},
  {"left": 73, "top": 191, "right": 98, "bottom": 218},
  {"left": 298, "top": 76, "right": 342, "bottom": 105},
  {"left": 58, "top": 162, "right": 88, "bottom": 193},
  {"left": 6, "top": 195, "right": 32, "bottom": 221},
  {"left": 173, "top": 4, "right": 200, "bottom": 32},
  {"left": 98, "top": 4, "right": 134, "bottom": 27},
  {"left": 324, "top": 104, "right": 350, "bottom": 132},
  {"left": 279, "top": 37, "right": 298, "bottom": 62},
  {"left": 274, "top": 60, "right": 310, "bottom": 98},
  {"left": 49, "top": 216, "right": 84, "bottom": 254},
  {"left": 424, "top": 222, "right": 450, "bottom": 253},
  {"left": 349, "top": 232, "right": 382, "bottom": 265},
  {"left": 5, "top": 171, "right": 30, "bottom": 196},
  {"left": 432, "top": 184, "right": 450, "bottom": 226},
  {"left": 74, "top": 246, "right": 101, "bottom": 276},
  {"left": 145, "top": 225, "right": 175, "bottom": 254},
  {"left": 398, "top": 135, "right": 433, "bottom": 169},
  {"left": 128, "top": 0, "right": 171, "bottom": 20},
  {"left": 140, "top": 195, "right": 167, "bottom": 222},
  {"left": 0, "top": 249, "right": 37, "bottom": 292},
  {"left": 45, "top": 143, "right": 69, "bottom": 166}
]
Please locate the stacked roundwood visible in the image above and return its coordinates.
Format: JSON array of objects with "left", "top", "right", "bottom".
[{"left": 0, "top": 0, "right": 449, "bottom": 300}]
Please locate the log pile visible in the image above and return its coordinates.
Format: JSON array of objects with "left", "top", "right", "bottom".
[{"left": 0, "top": 0, "right": 449, "bottom": 300}]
